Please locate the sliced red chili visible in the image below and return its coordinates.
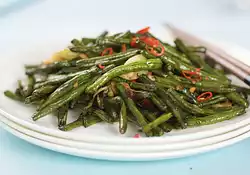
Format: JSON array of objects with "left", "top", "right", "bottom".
[
  {"left": 122, "top": 83, "right": 130, "bottom": 89},
  {"left": 130, "top": 79, "right": 137, "bottom": 83},
  {"left": 146, "top": 43, "right": 165, "bottom": 57},
  {"left": 197, "top": 92, "right": 213, "bottom": 102},
  {"left": 139, "top": 36, "right": 159, "bottom": 47},
  {"left": 101, "top": 47, "right": 113, "bottom": 56},
  {"left": 121, "top": 44, "right": 126, "bottom": 52},
  {"left": 142, "top": 99, "right": 151, "bottom": 107},
  {"left": 182, "top": 70, "right": 202, "bottom": 82},
  {"left": 133, "top": 133, "right": 140, "bottom": 138},
  {"left": 136, "top": 27, "right": 150, "bottom": 34},
  {"left": 130, "top": 36, "right": 140, "bottom": 47},
  {"left": 98, "top": 64, "right": 105, "bottom": 69},
  {"left": 195, "top": 68, "right": 201, "bottom": 72}
]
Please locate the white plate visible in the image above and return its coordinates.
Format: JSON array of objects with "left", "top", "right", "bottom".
[
  {"left": 1, "top": 119, "right": 250, "bottom": 161},
  {"left": 0, "top": 37, "right": 249, "bottom": 144},
  {"left": 1, "top": 114, "right": 250, "bottom": 153}
]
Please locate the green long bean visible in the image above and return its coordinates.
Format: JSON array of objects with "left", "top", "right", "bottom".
[
  {"left": 4, "top": 28, "right": 249, "bottom": 137},
  {"left": 86, "top": 59, "right": 162, "bottom": 93}
]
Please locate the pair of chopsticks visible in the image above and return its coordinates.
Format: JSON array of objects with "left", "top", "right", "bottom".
[{"left": 166, "top": 24, "right": 250, "bottom": 86}]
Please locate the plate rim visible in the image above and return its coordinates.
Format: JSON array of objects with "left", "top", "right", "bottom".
[
  {"left": 1, "top": 119, "right": 250, "bottom": 161},
  {"left": 1, "top": 114, "right": 250, "bottom": 152},
  {"left": 1, "top": 107, "right": 250, "bottom": 144}
]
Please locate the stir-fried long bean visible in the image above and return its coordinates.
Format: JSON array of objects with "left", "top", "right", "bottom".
[{"left": 4, "top": 27, "right": 249, "bottom": 137}]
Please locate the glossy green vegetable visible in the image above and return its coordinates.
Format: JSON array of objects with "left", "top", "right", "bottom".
[
  {"left": 4, "top": 90, "right": 24, "bottom": 102},
  {"left": 60, "top": 119, "right": 82, "bottom": 131},
  {"left": 34, "top": 66, "right": 98, "bottom": 89},
  {"left": 32, "top": 85, "right": 58, "bottom": 97},
  {"left": 113, "top": 77, "right": 156, "bottom": 91},
  {"left": 175, "top": 39, "right": 209, "bottom": 68},
  {"left": 82, "top": 86, "right": 109, "bottom": 112},
  {"left": 175, "top": 39, "right": 228, "bottom": 80},
  {"left": 154, "top": 76, "right": 181, "bottom": 87},
  {"left": 119, "top": 98, "right": 128, "bottom": 134},
  {"left": 150, "top": 93, "right": 169, "bottom": 112},
  {"left": 156, "top": 88, "right": 187, "bottom": 128},
  {"left": 143, "top": 34, "right": 192, "bottom": 64},
  {"left": 16, "top": 80, "right": 25, "bottom": 97},
  {"left": 32, "top": 78, "right": 97, "bottom": 121},
  {"left": 86, "top": 59, "right": 162, "bottom": 93},
  {"left": 77, "top": 49, "right": 140, "bottom": 64},
  {"left": 226, "top": 92, "right": 249, "bottom": 108},
  {"left": 178, "top": 88, "right": 198, "bottom": 104},
  {"left": 143, "top": 113, "right": 173, "bottom": 133},
  {"left": 24, "top": 95, "right": 45, "bottom": 105},
  {"left": 168, "top": 89, "right": 215, "bottom": 115},
  {"left": 92, "top": 108, "right": 113, "bottom": 123},
  {"left": 143, "top": 51, "right": 229, "bottom": 84},
  {"left": 96, "top": 94, "right": 104, "bottom": 109},
  {"left": 83, "top": 115, "right": 102, "bottom": 128},
  {"left": 187, "top": 46, "right": 206, "bottom": 53},
  {"left": 143, "top": 110, "right": 172, "bottom": 132},
  {"left": 103, "top": 97, "right": 119, "bottom": 120},
  {"left": 23, "top": 75, "right": 35, "bottom": 97},
  {"left": 117, "top": 83, "right": 153, "bottom": 136},
  {"left": 39, "top": 73, "right": 92, "bottom": 110},
  {"left": 187, "top": 107, "right": 245, "bottom": 127},
  {"left": 198, "top": 95, "right": 227, "bottom": 107},
  {"left": 4, "top": 28, "right": 249, "bottom": 137},
  {"left": 57, "top": 104, "right": 69, "bottom": 127}
]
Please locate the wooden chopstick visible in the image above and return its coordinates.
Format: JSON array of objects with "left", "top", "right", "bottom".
[
  {"left": 166, "top": 24, "right": 250, "bottom": 86},
  {"left": 207, "top": 51, "right": 250, "bottom": 84}
]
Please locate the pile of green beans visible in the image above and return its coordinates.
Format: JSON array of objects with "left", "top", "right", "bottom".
[{"left": 4, "top": 29, "right": 250, "bottom": 137}]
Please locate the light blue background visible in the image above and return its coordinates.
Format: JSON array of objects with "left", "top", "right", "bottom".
[
  {"left": 1, "top": 128, "right": 250, "bottom": 175},
  {"left": 0, "top": 0, "right": 250, "bottom": 175}
]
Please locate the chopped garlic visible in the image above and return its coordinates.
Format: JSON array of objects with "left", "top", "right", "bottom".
[
  {"left": 189, "top": 87, "right": 196, "bottom": 93},
  {"left": 120, "top": 54, "right": 148, "bottom": 80},
  {"left": 43, "top": 49, "right": 79, "bottom": 64}
]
